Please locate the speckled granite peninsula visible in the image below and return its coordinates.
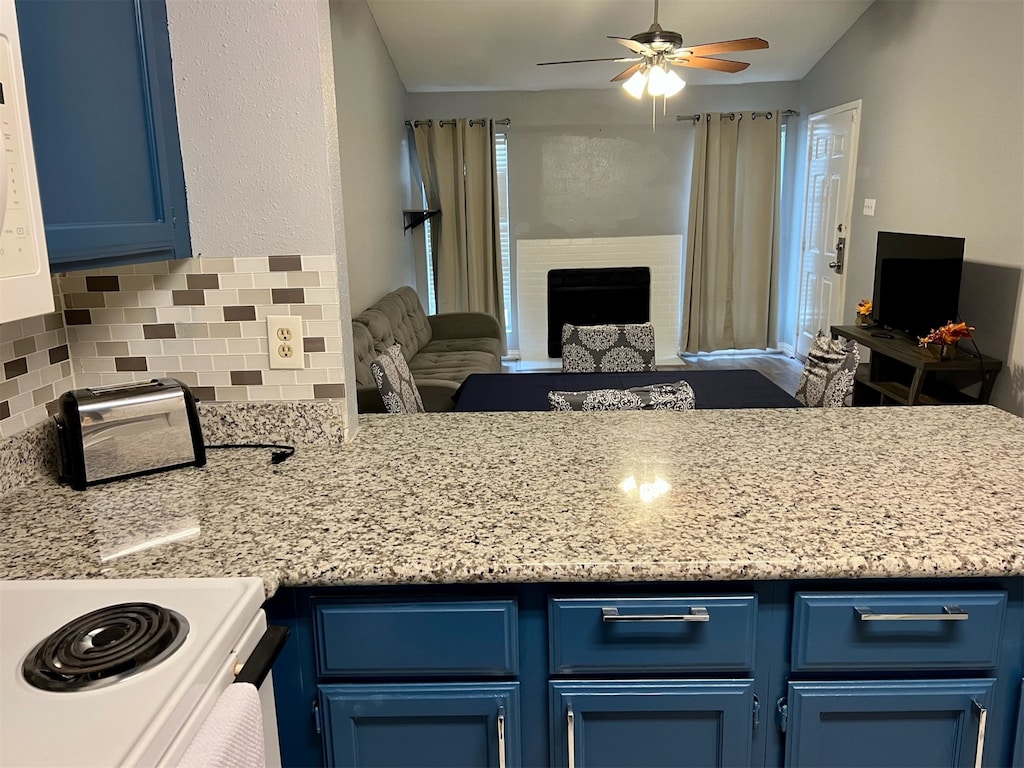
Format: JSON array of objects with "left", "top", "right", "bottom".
[{"left": 1, "top": 405, "right": 1022, "bottom": 595}]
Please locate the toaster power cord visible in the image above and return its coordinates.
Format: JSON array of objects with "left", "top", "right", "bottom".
[{"left": 204, "top": 443, "right": 296, "bottom": 465}]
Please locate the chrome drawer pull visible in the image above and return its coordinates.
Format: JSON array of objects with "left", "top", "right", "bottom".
[
  {"left": 602, "top": 606, "right": 709, "bottom": 622},
  {"left": 567, "top": 705, "right": 575, "bottom": 768},
  {"left": 497, "top": 706, "right": 506, "bottom": 768},
  {"left": 973, "top": 700, "right": 987, "bottom": 768},
  {"left": 854, "top": 605, "right": 968, "bottom": 621}
]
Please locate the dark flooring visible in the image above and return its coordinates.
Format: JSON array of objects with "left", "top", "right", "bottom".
[{"left": 504, "top": 351, "right": 804, "bottom": 396}]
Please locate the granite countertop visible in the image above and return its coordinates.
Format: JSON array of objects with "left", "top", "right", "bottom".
[{"left": 1, "top": 405, "right": 1022, "bottom": 596}]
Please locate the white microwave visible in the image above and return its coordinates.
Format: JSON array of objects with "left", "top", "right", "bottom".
[{"left": 0, "top": 0, "right": 53, "bottom": 323}]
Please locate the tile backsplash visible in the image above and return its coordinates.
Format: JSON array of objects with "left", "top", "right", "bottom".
[
  {"left": 1, "top": 254, "right": 347, "bottom": 438},
  {"left": 0, "top": 278, "right": 75, "bottom": 436}
]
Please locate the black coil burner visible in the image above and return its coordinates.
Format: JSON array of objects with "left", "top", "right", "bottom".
[{"left": 22, "top": 602, "right": 190, "bottom": 692}]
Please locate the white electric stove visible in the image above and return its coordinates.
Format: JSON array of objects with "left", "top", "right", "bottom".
[{"left": 0, "top": 577, "right": 281, "bottom": 767}]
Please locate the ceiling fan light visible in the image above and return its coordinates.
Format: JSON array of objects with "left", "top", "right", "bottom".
[
  {"left": 662, "top": 69, "right": 685, "bottom": 97},
  {"left": 646, "top": 63, "right": 668, "bottom": 96},
  {"left": 622, "top": 69, "right": 647, "bottom": 99}
]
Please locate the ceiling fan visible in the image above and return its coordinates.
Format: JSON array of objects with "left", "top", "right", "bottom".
[{"left": 537, "top": 0, "right": 769, "bottom": 100}]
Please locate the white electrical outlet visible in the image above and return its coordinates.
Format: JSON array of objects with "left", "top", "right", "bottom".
[{"left": 267, "top": 316, "right": 304, "bottom": 370}]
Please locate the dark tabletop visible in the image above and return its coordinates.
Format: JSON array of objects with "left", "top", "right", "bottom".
[{"left": 452, "top": 369, "right": 802, "bottom": 411}]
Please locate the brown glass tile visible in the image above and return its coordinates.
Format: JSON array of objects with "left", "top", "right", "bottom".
[
  {"left": 268, "top": 255, "right": 302, "bottom": 272},
  {"left": 48, "top": 345, "right": 70, "bottom": 364},
  {"left": 186, "top": 273, "right": 220, "bottom": 290},
  {"left": 13, "top": 337, "right": 36, "bottom": 357},
  {"left": 43, "top": 312, "right": 63, "bottom": 331},
  {"left": 86, "top": 275, "right": 120, "bottom": 292},
  {"left": 64, "top": 309, "right": 92, "bottom": 325},
  {"left": 313, "top": 383, "right": 345, "bottom": 399},
  {"left": 4, "top": 358, "right": 28, "bottom": 379},
  {"left": 223, "top": 305, "right": 256, "bottom": 322},
  {"left": 230, "top": 370, "right": 263, "bottom": 386},
  {"left": 0, "top": 380, "right": 18, "bottom": 401},
  {"left": 271, "top": 288, "right": 304, "bottom": 304},
  {"left": 171, "top": 290, "right": 206, "bottom": 306},
  {"left": 0, "top": 401, "right": 10, "bottom": 421},
  {"left": 304, "top": 337, "right": 326, "bottom": 353},
  {"left": 143, "top": 323, "right": 177, "bottom": 339},
  {"left": 114, "top": 357, "right": 148, "bottom": 372},
  {"left": 191, "top": 386, "right": 217, "bottom": 402}
]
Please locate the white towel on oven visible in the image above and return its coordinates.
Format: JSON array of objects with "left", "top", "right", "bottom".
[{"left": 178, "top": 682, "right": 266, "bottom": 768}]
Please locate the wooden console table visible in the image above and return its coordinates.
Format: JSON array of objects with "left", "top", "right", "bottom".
[{"left": 830, "top": 325, "right": 1003, "bottom": 406}]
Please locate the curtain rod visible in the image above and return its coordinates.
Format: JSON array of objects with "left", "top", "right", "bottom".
[
  {"left": 405, "top": 118, "right": 511, "bottom": 128},
  {"left": 675, "top": 109, "right": 799, "bottom": 123}
]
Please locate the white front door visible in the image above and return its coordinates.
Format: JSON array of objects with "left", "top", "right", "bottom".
[{"left": 794, "top": 101, "right": 861, "bottom": 358}]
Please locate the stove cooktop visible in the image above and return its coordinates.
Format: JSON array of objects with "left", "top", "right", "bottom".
[{"left": 0, "top": 578, "right": 263, "bottom": 768}]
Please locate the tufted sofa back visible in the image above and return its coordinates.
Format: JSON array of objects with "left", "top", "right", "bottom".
[{"left": 352, "top": 287, "right": 433, "bottom": 385}]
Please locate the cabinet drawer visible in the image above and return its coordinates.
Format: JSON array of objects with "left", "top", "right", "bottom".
[
  {"left": 792, "top": 591, "right": 1007, "bottom": 672},
  {"left": 549, "top": 596, "right": 757, "bottom": 674},
  {"left": 314, "top": 600, "right": 518, "bottom": 677}
]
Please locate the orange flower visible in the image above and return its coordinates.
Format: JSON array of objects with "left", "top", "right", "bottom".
[
  {"left": 918, "top": 321, "right": 975, "bottom": 347},
  {"left": 856, "top": 299, "right": 872, "bottom": 316}
]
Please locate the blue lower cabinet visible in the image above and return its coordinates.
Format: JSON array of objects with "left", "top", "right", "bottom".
[
  {"left": 783, "top": 679, "right": 995, "bottom": 768},
  {"left": 318, "top": 682, "right": 520, "bottom": 768},
  {"left": 550, "top": 680, "right": 756, "bottom": 768}
]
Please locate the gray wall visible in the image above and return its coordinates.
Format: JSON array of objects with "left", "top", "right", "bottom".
[
  {"left": 330, "top": 0, "right": 417, "bottom": 315},
  {"left": 796, "top": 0, "right": 1024, "bottom": 414}
]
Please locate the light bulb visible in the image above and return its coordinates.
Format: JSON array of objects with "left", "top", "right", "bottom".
[
  {"left": 662, "top": 69, "right": 685, "bottom": 97},
  {"left": 622, "top": 70, "right": 647, "bottom": 99},
  {"left": 646, "top": 64, "right": 668, "bottom": 96}
]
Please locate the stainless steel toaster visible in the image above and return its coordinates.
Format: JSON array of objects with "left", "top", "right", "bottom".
[{"left": 53, "top": 378, "right": 206, "bottom": 490}]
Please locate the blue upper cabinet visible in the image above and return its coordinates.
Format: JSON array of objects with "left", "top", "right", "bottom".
[{"left": 15, "top": 0, "right": 190, "bottom": 271}]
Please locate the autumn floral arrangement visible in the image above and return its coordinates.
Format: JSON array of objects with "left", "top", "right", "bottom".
[
  {"left": 855, "top": 299, "right": 873, "bottom": 326},
  {"left": 918, "top": 321, "right": 974, "bottom": 358}
]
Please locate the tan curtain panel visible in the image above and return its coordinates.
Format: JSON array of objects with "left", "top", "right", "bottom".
[
  {"left": 413, "top": 119, "right": 507, "bottom": 352},
  {"left": 680, "top": 111, "right": 781, "bottom": 353}
]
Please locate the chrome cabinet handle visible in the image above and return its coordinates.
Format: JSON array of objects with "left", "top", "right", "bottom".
[
  {"left": 567, "top": 705, "right": 575, "bottom": 768},
  {"left": 497, "top": 706, "right": 506, "bottom": 768},
  {"left": 602, "top": 606, "right": 709, "bottom": 622},
  {"left": 973, "top": 700, "right": 987, "bottom": 768},
  {"left": 854, "top": 605, "right": 968, "bottom": 621}
]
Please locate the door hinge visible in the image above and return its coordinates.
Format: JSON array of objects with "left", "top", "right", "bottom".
[
  {"left": 171, "top": 206, "right": 177, "bottom": 227},
  {"left": 313, "top": 700, "right": 321, "bottom": 735},
  {"left": 776, "top": 697, "right": 788, "bottom": 733},
  {"left": 752, "top": 694, "right": 760, "bottom": 729}
]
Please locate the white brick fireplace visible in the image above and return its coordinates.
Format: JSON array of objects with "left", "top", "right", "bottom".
[{"left": 516, "top": 235, "right": 684, "bottom": 366}]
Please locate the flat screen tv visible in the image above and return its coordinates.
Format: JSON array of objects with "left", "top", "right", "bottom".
[{"left": 872, "top": 231, "right": 965, "bottom": 338}]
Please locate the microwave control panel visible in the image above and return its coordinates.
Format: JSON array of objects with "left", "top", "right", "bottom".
[{"left": 0, "top": 34, "right": 39, "bottom": 279}]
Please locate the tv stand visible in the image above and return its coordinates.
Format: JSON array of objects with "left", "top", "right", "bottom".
[{"left": 830, "top": 325, "right": 1003, "bottom": 406}]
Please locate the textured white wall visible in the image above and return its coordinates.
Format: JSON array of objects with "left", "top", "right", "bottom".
[
  {"left": 166, "top": 0, "right": 337, "bottom": 258},
  {"left": 796, "top": 0, "right": 1024, "bottom": 415},
  {"left": 329, "top": 0, "right": 416, "bottom": 315}
]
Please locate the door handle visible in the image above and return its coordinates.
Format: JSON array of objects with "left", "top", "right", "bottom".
[
  {"left": 567, "top": 705, "right": 575, "bottom": 768},
  {"left": 829, "top": 236, "right": 846, "bottom": 273},
  {"left": 602, "top": 606, "right": 709, "bottom": 622},
  {"left": 497, "top": 706, "right": 507, "bottom": 768},
  {"left": 854, "top": 605, "right": 968, "bottom": 621},
  {"left": 973, "top": 699, "right": 987, "bottom": 768}
]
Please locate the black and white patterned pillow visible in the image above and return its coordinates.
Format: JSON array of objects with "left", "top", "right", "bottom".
[
  {"left": 794, "top": 331, "right": 860, "bottom": 408},
  {"left": 370, "top": 344, "right": 425, "bottom": 413},
  {"left": 548, "top": 380, "right": 695, "bottom": 411},
  {"left": 560, "top": 322, "right": 657, "bottom": 372}
]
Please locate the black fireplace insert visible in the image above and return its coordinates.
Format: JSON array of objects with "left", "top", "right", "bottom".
[{"left": 546, "top": 267, "right": 651, "bottom": 357}]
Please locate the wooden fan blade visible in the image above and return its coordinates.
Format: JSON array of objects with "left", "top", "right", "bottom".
[
  {"left": 611, "top": 62, "right": 644, "bottom": 83},
  {"left": 670, "top": 56, "right": 750, "bottom": 73},
  {"left": 538, "top": 57, "right": 639, "bottom": 66},
  {"left": 608, "top": 36, "right": 652, "bottom": 55},
  {"left": 680, "top": 37, "right": 769, "bottom": 57}
]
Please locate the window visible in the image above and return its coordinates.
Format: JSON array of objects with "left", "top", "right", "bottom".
[{"left": 421, "top": 131, "right": 514, "bottom": 344}]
